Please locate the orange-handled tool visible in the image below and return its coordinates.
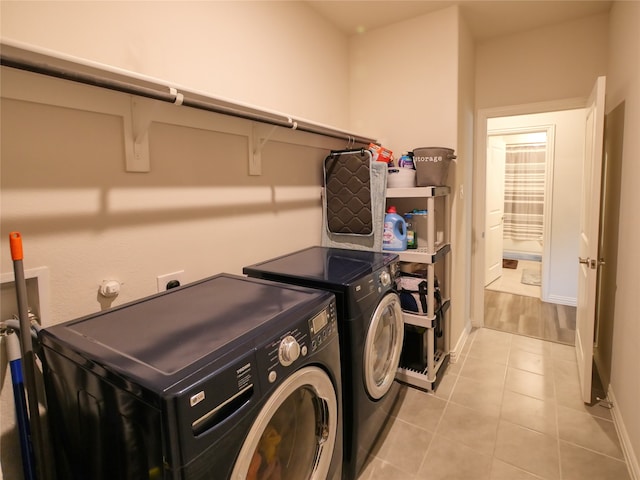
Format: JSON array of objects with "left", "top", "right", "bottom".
[
  {"left": 9, "top": 232, "right": 48, "bottom": 480},
  {"left": 10, "top": 232, "right": 24, "bottom": 261}
]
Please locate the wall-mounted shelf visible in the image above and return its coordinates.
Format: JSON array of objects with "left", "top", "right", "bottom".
[{"left": 0, "top": 39, "right": 377, "bottom": 175}]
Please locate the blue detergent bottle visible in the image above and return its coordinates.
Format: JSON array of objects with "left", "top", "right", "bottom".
[{"left": 383, "top": 206, "right": 407, "bottom": 251}]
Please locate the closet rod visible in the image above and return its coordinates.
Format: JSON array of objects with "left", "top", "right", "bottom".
[{"left": 0, "top": 40, "right": 376, "bottom": 145}]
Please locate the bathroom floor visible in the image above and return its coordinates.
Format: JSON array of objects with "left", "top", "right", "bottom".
[
  {"left": 485, "top": 259, "right": 541, "bottom": 298},
  {"left": 357, "top": 328, "right": 630, "bottom": 480}
]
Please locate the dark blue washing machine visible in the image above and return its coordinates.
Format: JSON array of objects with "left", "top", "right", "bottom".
[
  {"left": 243, "top": 246, "right": 404, "bottom": 480},
  {"left": 40, "top": 273, "right": 343, "bottom": 480}
]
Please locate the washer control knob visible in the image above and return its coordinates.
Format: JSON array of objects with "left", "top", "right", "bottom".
[
  {"left": 278, "top": 335, "right": 300, "bottom": 366},
  {"left": 380, "top": 270, "right": 391, "bottom": 287}
]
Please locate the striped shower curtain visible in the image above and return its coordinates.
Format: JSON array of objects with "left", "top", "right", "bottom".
[{"left": 503, "top": 143, "right": 546, "bottom": 240}]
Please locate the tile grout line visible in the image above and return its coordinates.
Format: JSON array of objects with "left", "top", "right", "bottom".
[
  {"left": 487, "top": 332, "right": 512, "bottom": 478},
  {"left": 558, "top": 437, "right": 630, "bottom": 463},
  {"left": 363, "top": 328, "right": 630, "bottom": 480},
  {"left": 457, "top": 328, "right": 630, "bottom": 480},
  {"left": 383, "top": 414, "right": 436, "bottom": 479},
  {"left": 499, "top": 331, "right": 566, "bottom": 480},
  {"left": 414, "top": 335, "right": 473, "bottom": 477},
  {"left": 551, "top": 343, "right": 564, "bottom": 480}
]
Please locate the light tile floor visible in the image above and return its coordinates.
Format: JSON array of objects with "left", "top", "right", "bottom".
[{"left": 358, "top": 328, "right": 631, "bottom": 480}]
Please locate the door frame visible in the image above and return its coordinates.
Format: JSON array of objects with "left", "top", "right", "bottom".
[
  {"left": 471, "top": 97, "right": 588, "bottom": 327},
  {"left": 485, "top": 124, "right": 557, "bottom": 301}
]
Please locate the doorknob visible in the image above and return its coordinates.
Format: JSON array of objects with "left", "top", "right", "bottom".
[{"left": 579, "top": 257, "right": 602, "bottom": 269}]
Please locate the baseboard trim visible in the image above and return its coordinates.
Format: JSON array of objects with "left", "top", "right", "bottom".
[
  {"left": 503, "top": 251, "right": 542, "bottom": 262},
  {"left": 546, "top": 294, "right": 577, "bottom": 307},
  {"left": 449, "top": 323, "right": 471, "bottom": 364},
  {"left": 609, "top": 386, "right": 640, "bottom": 480}
]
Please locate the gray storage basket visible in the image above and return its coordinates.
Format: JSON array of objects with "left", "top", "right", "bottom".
[{"left": 412, "top": 147, "right": 456, "bottom": 186}]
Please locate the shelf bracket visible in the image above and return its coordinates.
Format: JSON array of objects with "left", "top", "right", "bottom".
[
  {"left": 123, "top": 97, "right": 155, "bottom": 172},
  {"left": 249, "top": 123, "right": 278, "bottom": 176}
]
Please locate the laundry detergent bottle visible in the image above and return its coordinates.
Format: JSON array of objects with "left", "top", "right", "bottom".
[{"left": 383, "top": 206, "right": 407, "bottom": 251}]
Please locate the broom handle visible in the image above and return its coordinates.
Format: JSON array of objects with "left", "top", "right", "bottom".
[
  {"left": 10, "top": 232, "right": 47, "bottom": 480},
  {"left": 6, "top": 330, "right": 37, "bottom": 480}
]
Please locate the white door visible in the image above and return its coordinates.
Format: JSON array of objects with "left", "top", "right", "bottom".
[
  {"left": 485, "top": 136, "right": 506, "bottom": 286},
  {"left": 576, "top": 76, "right": 606, "bottom": 404}
]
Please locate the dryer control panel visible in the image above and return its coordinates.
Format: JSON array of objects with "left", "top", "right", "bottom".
[
  {"left": 352, "top": 263, "right": 398, "bottom": 303},
  {"left": 308, "top": 301, "right": 337, "bottom": 353},
  {"left": 260, "top": 301, "right": 337, "bottom": 385}
]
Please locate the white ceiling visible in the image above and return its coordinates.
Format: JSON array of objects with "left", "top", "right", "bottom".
[{"left": 305, "top": 1, "right": 612, "bottom": 41}]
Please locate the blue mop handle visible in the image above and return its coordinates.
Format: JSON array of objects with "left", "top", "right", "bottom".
[{"left": 7, "top": 330, "right": 37, "bottom": 480}]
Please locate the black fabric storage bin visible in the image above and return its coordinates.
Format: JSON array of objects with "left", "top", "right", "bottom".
[
  {"left": 396, "top": 272, "right": 442, "bottom": 317},
  {"left": 401, "top": 324, "right": 428, "bottom": 371}
]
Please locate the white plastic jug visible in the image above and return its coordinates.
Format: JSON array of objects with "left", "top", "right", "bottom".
[{"left": 383, "top": 206, "right": 407, "bottom": 251}]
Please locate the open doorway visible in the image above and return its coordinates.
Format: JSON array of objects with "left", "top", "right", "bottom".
[
  {"left": 484, "top": 126, "right": 553, "bottom": 301},
  {"left": 472, "top": 102, "right": 587, "bottom": 344}
]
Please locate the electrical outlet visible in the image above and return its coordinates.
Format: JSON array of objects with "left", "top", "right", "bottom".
[{"left": 156, "top": 270, "right": 185, "bottom": 292}]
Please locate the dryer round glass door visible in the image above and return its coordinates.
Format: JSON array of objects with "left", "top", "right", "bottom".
[
  {"left": 230, "top": 366, "right": 338, "bottom": 480},
  {"left": 363, "top": 293, "right": 404, "bottom": 400}
]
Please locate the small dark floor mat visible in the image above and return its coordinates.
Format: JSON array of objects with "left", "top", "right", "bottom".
[{"left": 503, "top": 259, "right": 518, "bottom": 269}]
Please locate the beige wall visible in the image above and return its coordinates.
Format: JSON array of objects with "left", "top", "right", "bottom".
[
  {"left": 476, "top": 12, "right": 609, "bottom": 109},
  {"left": 349, "top": 6, "right": 459, "bottom": 152},
  {"left": 0, "top": 69, "right": 345, "bottom": 320},
  {"left": 606, "top": 1, "right": 640, "bottom": 473},
  {"left": 0, "top": 0, "right": 350, "bottom": 129},
  {"left": 0, "top": 2, "right": 352, "bottom": 320},
  {"left": 454, "top": 10, "right": 476, "bottom": 348},
  {"left": 349, "top": 6, "right": 473, "bottom": 351}
]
